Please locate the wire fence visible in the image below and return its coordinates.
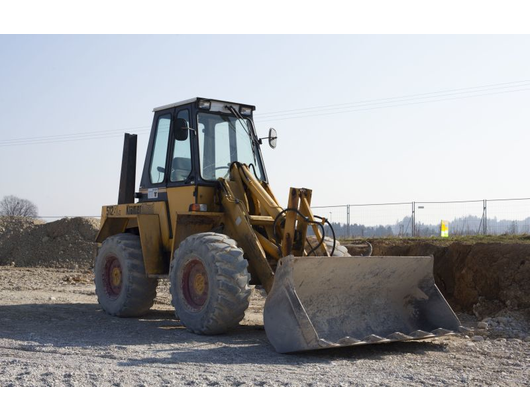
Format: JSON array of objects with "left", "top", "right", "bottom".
[
  {"left": 312, "top": 197, "right": 530, "bottom": 238},
  {"left": 31, "top": 197, "right": 530, "bottom": 238}
]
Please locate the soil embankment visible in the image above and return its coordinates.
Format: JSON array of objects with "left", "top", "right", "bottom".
[{"left": 345, "top": 238, "right": 530, "bottom": 318}]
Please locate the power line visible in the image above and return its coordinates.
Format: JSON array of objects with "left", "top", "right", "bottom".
[
  {"left": 255, "top": 86, "right": 530, "bottom": 123},
  {"left": 0, "top": 125, "right": 150, "bottom": 143},
  {"left": 1, "top": 79, "right": 529, "bottom": 147},
  {"left": 255, "top": 79, "right": 530, "bottom": 117},
  {"left": 255, "top": 84, "right": 530, "bottom": 121},
  {"left": 0, "top": 128, "right": 151, "bottom": 148}
]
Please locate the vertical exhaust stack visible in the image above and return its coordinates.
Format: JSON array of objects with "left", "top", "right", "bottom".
[{"left": 118, "top": 133, "right": 137, "bottom": 205}]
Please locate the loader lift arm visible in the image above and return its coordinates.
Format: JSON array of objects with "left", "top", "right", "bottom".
[{"left": 218, "top": 163, "right": 332, "bottom": 293}]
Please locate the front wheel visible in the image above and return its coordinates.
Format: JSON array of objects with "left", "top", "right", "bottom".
[{"left": 169, "top": 233, "right": 251, "bottom": 335}]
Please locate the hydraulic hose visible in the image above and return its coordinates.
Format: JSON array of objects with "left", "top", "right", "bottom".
[
  {"left": 312, "top": 215, "right": 336, "bottom": 256},
  {"left": 272, "top": 208, "right": 328, "bottom": 257}
]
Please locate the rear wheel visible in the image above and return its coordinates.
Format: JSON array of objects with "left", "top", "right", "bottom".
[
  {"left": 94, "top": 233, "right": 158, "bottom": 317},
  {"left": 305, "top": 236, "right": 350, "bottom": 257},
  {"left": 170, "top": 232, "right": 251, "bottom": 335}
]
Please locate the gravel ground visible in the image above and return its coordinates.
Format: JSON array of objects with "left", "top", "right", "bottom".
[{"left": 1, "top": 266, "right": 529, "bottom": 387}]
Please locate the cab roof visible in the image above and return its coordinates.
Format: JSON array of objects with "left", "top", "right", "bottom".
[{"left": 153, "top": 97, "right": 256, "bottom": 112}]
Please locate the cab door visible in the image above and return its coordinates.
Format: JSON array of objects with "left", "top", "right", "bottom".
[
  {"left": 165, "top": 106, "right": 197, "bottom": 230},
  {"left": 139, "top": 106, "right": 195, "bottom": 233}
]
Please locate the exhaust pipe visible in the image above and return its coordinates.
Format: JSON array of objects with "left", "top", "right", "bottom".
[{"left": 118, "top": 133, "right": 137, "bottom": 205}]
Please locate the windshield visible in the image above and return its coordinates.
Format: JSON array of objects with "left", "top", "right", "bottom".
[{"left": 197, "top": 112, "right": 264, "bottom": 181}]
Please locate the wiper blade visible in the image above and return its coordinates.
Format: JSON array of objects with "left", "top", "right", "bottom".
[
  {"left": 225, "top": 105, "right": 259, "bottom": 165},
  {"left": 226, "top": 105, "right": 257, "bottom": 143},
  {"left": 226, "top": 104, "right": 243, "bottom": 120}
]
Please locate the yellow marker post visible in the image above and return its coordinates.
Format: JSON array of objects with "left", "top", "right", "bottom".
[{"left": 441, "top": 220, "right": 449, "bottom": 237}]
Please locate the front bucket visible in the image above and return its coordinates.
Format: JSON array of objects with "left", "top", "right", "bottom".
[{"left": 263, "top": 255, "right": 461, "bottom": 353}]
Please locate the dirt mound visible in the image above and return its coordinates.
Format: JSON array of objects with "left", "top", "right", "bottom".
[
  {"left": 0, "top": 217, "right": 99, "bottom": 269},
  {"left": 345, "top": 239, "right": 530, "bottom": 318}
]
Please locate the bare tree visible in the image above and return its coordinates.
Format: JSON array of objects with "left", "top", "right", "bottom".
[{"left": 0, "top": 195, "right": 39, "bottom": 218}]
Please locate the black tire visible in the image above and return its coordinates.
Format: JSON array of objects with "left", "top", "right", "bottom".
[
  {"left": 305, "top": 236, "right": 351, "bottom": 257},
  {"left": 94, "top": 233, "right": 158, "bottom": 317},
  {"left": 169, "top": 232, "right": 251, "bottom": 335}
]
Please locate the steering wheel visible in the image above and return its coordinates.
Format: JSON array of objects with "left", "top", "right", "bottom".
[
  {"left": 202, "top": 164, "right": 231, "bottom": 179},
  {"left": 214, "top": 165, "right": 231, "bottom": 178}
]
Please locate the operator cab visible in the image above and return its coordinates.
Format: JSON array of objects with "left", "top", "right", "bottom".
[{"left": 138, "top": 98, "right": 273, "bottom": 202}]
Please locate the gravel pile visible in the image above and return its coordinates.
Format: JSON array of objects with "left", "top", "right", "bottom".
[
  {"left": 472, "top": 310, "right": 530, "bottom": 341},
  {"left": 0, "top": 217, "right": 99, "bottom": 269}
]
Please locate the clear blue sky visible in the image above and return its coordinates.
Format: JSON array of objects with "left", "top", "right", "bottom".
[{"left": 0, "top": 35, "right": 529, "bottom": 219}]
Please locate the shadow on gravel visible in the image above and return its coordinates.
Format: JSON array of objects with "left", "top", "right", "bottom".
[
  {"left": 120, "top": 339, "right": 448, "bottom": 367},
  {"left": 0, "top": 303, "right": 265, "bottom": 348},
  {"left": 0, "top": 303, "right": 448, "bottom": 365}
]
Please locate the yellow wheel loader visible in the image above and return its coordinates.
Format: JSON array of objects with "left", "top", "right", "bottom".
[{"left": 95, "top": 98, "right": 461, "bottom": 353}]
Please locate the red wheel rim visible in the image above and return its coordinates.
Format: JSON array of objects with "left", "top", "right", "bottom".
[
  {"left": 103, "top": 255, "right": 123, "bottom": 299},
  {"left": 182, "top": 258, "right": 209, "bottom": 310}
]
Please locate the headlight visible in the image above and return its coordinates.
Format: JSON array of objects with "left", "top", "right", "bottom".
[
  {"left": 240, "top": 106, "right": 252, "bottom": 116},
  {"left": 198, "top": 100, "right": 211, "bottom": 110}
]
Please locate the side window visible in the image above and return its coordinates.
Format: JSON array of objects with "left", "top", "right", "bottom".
[
  {"left": 170, "top": 110, "right": 192, "bottom": 182},
  {"left": 149, "top": 114, "right": 171, "bottom": 184},
  {"left": 197, "top": 115, "right": 232, "bottom": 180},
  {"left": 214, "top": 121, "right": 232, "bottom": 170}
]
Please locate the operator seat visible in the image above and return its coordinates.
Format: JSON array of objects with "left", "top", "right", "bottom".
[{"left": 170, "top": 157, "right": 191, "bottom": 182}]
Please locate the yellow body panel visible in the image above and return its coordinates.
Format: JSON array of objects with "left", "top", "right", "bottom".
[
  {"left": 137, "top": 214, "right": 165, "bottom": 275},
  {"left": 99, "top": 201, "right": 170, "bottom": 246},
  {"left": 170, "top": 212, "right": 224, "bottom": 257},
  {"left": 165, "top": 186, "right": 196, "bottom": 232},
  {"left": 98, "top": 186, "right": 224, "bottom": 277}
]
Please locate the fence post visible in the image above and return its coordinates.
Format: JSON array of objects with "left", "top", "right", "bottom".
[
  {"left": 411, "top": 201, "right": 416, "bottom": 237},
  {"left": 346, "top": 205, "right": 351, "bottom": 238},
  {"left": 483, "top": 199, "right": 488, "bottom": 235}
]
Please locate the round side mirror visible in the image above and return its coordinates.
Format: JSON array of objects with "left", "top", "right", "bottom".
[{"left": 268, "top": 128, "right": 277, "bottom": 149}]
